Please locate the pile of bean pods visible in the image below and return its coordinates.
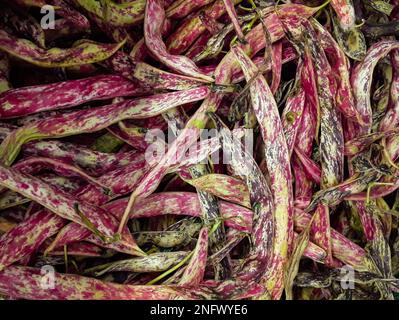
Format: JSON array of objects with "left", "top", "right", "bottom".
[{"left": 0, "top": 0, "right": 398, "bottom": 300}]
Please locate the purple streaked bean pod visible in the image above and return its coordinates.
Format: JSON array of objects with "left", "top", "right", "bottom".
[
  {"left": 11, "top": 157, "right": 108, "bottom": 190},
  {"left": 72, "top": 0, "right": 145, "bottom": 27},
  {"left": 0, "top": 7, "right": 45, "bottom": 48},
  {"left": 145, "top": 0, "right": 213, "bottom": 82},
  {"left": 282, "top": 62, "right": 306, "bottom": 156},
  {"left": 351, "top": 40, "right": 399, "bottom": 131},
  {"left": 178, "top": 227, "right": 208, "bottom": 285},
  {"left": 304, "top": 19, "right": 344, "bottom": 189},
  {"left": 166, "top": 0, "right": 214, "bottom": 19},
  {"left": 22, "top": 140, "right": 139, "bottom": 177},
  {"left": 166, "top": 0, "right": 243, "bottom": 55},
  {"left": 232, "top": 46, "right": 293, "bottom": 299},
  {"left": 221, "top": 0, "right": 244, "bottom": 41},
  {"left": 330, "top": 0, "right": 356, "bottom": 30},
  {"left": 0, "top": 86, "right": 210, "bottom": 165},
  {"left": 0, "top": 265, "right": 232, "bottom": 299},
  {"left": 0, "top": 29, "right": 125, "bottom": 68},
  {"left": 133, "top": 62, "right": 206, "bottom": 90},
  {"left": 86, "top": 251, "right": 190, "bottom": 276},
  {"left": 0, "top": 75, "right": 148, "bottom": 118},
  {"left": 0, "top": 210, "right": 65, "bottom": 271},
  {"left": 0, "top": 164, "right": 136, "bottom": 245}
]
